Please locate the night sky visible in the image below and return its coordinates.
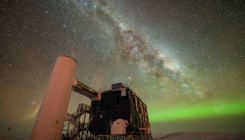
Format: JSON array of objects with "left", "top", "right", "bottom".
[{"left": 0, "top": 0, "right": 245, "bottom": 139}]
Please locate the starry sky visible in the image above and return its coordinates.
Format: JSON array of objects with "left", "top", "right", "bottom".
[{"left": 0, "top": 0, "right": 245, "bottom": 139}]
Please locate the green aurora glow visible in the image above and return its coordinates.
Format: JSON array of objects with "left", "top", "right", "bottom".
[{"left": 149, "top": 100, "right": 245, "bottom": 122}]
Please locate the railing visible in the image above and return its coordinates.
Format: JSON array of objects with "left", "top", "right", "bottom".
[
  {"left": 64, "top": 103, "right": 91, "bottom": 139},
  {"left": 68, "top": 128, "right": 78, "bottom": 138},
  {"left": 65, "top": 103, "right": 91, "bottom": 124},
  {"left": 76, "top": 103, "right": 91, "bottom": 113},
  {"left": 67, "top": 123, "right": 90, "bottom": 138},
  {"left": 79, "top": 122, "right": 89, "bottom": 129}
]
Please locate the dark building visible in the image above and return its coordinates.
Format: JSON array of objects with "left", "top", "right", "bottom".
[{"left": 89, "top": 83, "right": 151, "bottom": 136}]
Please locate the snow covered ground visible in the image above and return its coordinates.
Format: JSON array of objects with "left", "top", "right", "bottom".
[{"left": 153, "top": 132, "right": 245, "bottom": 140}]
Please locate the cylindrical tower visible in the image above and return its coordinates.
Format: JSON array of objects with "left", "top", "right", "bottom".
[{"left": 30, "top": 56, "right": 77, "bottom": 140}]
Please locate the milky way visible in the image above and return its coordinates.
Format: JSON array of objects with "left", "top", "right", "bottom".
[{"left": 0, "top": 0, "right": 245, "bottom": 139}]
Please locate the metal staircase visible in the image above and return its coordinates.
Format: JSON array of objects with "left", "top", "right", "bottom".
[{"left": 63, "top": 103, "right": 91, "bottom": 139}]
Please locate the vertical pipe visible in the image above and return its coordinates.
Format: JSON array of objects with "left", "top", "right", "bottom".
[
  {"left": 30, "top": 56, "right": 77, "bottom": 140},
  {"left": 67, "top": 123, "right": 70, "bottom": 138},
  {"left": 83, "top": 106, "right": 87, "bottom": 128}
]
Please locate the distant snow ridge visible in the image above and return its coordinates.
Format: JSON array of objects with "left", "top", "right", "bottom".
[{"left": 154, "top": 132, "right": 245, "bottom": 140}]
